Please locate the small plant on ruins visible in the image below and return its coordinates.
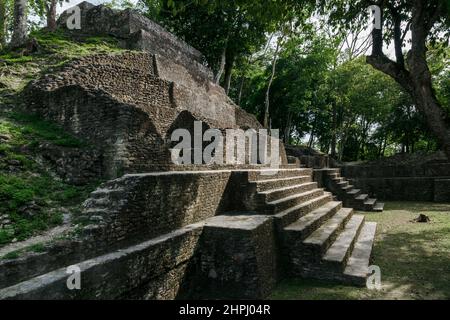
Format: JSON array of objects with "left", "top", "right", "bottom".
[
  {"left": 0, "top": 28, "right": 123, "bottom": 247},
  {"left": 0, "top": 29, "right": 125, "bottom": 93}
]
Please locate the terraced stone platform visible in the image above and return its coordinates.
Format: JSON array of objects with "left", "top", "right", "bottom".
[
  {"left": 0, "top": 168, "right": 376, "bottom": 299},
  {"left": 316, "top": 168, "right": 384, "bottom": 212},
  {"left": 247, "top": 168, "right": 377, "bottom": 285}
]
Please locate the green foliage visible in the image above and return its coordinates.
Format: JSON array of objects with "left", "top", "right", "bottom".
[
  {"left": 0, "top": 112, "right": 100, "bottom": 246},
  {"left": 2, "top": 250, "right": 20, "bottom": 260},
  {"left": 238, "top": 25, "right": 444, "bottom": 161},
  {"left": 7, "top": 112, "right": 84, "bottom": 148}
]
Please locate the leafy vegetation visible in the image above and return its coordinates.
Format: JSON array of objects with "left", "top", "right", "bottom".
[
  {"left": 0, "top": 29, "right": 124, "bottom": 93},
  {"left": 0, "top": 110, "right": 98, "bottom": 245},
  {"left": 0, "top": 23, "right": 123, "bottom": 248},
  {"left": 270, "top": 202, "right": 450, "bottom": 300}
]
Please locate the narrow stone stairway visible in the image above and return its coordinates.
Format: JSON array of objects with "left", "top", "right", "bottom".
[
  {"left": 247, "top": 168, "right": 377, "bottom": 285},
  {"left": 325, "top": 168, "right": 384, "bottom": 212}
]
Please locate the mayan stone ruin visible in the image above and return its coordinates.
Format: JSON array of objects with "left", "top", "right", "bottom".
[{"left": 5, "top": 2, "right": 449, "bottom": 300}]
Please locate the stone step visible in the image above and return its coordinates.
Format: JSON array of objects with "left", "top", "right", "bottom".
[
  {"left": 259, "top": 182, "right": 318, "bottom": 202},
  {"left": 274, "top": 193, "right": 333, "bottom": 229},
  {"left": 363, "top": 198, "right": 377, "bottom": 211},
  {"left": 355, "top": 194, "right": 368, "bottom": 201},
  {"left": 373, "top": 202, "right": 384, "bottom": 212},
  {"left": 302, "top": 208, "right": 353, "bottom": 255},
  {"left": 255, "top": 175, "right": 312, "bottom": 192},
  {"left": 347, "top": 189, "right": 361, "bottom": 196},
  {"left": 266, "top": 189, "right": 325, "bottom": 214},
  {"left": 90, "top": 188, "right": 126, "bottom": 199},
  {"left": 341, "top": 185, "right": 353, "bottom": 191},
  {"left": 337, "top": 181, "right": 349, "bottom": 188},
  {"left": 344, "top": 222, "right": 377, "bottom": 285},
  {"left": 326, "top": 168, "right": 341, "bottom": 175},
  {"left": 248, "top": 168, "right": 312, "bottom": 182},
  {"left": 327, "top": 172, "right": 340, "bottom": 178},
  {"left": 333, "top": 177, "right": 344, "bottom": 183},
  {"left": 323, "top": 215, "right": 365, "bottom": 270},
  {"left": 364, "top": 198, "right": 376, "bottom": 206},
  {"left": 284, "top": 201, "right": 342, "bottom": 240}
]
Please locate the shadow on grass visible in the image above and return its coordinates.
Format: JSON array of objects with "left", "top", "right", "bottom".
[
  {"left": 271, "top": 201, "right": 450, "bottom": 300},
  {"left": 371, "top": 225, "right": 450, "bottom": 299}
]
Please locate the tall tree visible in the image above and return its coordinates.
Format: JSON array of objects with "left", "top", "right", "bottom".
[
  {"left": 45, "top": 0, "right": 57, "bottom": 31},
  {"left": 0, "top": 0, "right": 6, "bottom": 47},
  {"left": 10, "top": 0, "right": 28, "bottom": 48},
  {"left": 145, "top": 0, "right": 308, "bottom": 98},
  {"left": 32, "top": 0, "right": 68, "bottom": 31},
  {"left": 316, "top": 0, "right": 450, "bottom": 159}
]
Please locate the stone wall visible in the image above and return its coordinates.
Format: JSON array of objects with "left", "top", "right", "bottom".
[
  {"left": 81, "top": 171, "right": 234, "bottom": 245},
  {"left": 194, "top": 215, "right": 279, "bottom": 299},
  {"left": 0, "top": 170, "right": 284, "bottom": 299},
  {"left": 0, "top": 170, "right": 253, "bottom": 290},
  {"left": 285, "top": 145, "right": 329, "bottom": 168},
  {"left": 0, "top": 224, "right": 204, "bottom": 299},
  {"left": 25, "top": 45, "right": 284, "bottom": 179},
  {"left": 57, "top": 2, "right": 212, "bottom": 84},
  {"left": 24, "top": 51, "right": 282, "bottom": 179},
  {"left": 342, "top": 161, "right": 450, "bottom": 201},
  {"left": 0, "top": 214, "right": 281, "bottom": 300}
]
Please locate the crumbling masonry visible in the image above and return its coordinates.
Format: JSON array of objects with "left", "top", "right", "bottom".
[{"left": 0, "top": 3, "right": 377, "bottom": 299}]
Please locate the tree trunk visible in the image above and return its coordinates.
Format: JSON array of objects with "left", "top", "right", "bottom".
[
  {"left": 264, "top": 38, "right": 283, "bottom": 128},
  {"left": 0, "top": 1, "right": 6, "bottom": 48},
  {"left": 308, "top": 117, "right": 316, "bottom": 148},
  {"left": 10, "top": 0, "right": 28, "bottom": 48},
  {"left": 47, "top": 0, "right": 58, "bottom": 32},
  {"left": 330, "top": 104, "right": 337, "bottom": 158},
  {"left": 411, "top": 80, "right": 450, "bottom": 157},
  {"left": 284, "top": 111, "right": 292, "bottom": 144},
  {"left": 366, "top": 0, "right": 450, "bottom": 160},
  {"left": 223, "top": 50, "right": 235, "bottom": 95},
  {"left": 237, "top": 75, "right": 245, "bottom": 106},
  {"left": 214, "top": 45, "right": 226, "bottom": 84}
]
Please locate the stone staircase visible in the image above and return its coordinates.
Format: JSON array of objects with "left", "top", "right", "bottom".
[
  {"left": 324, "top": 168, "right": 384, "bottom": 212},
  {"left": 247, "top": 168, "right": 377, "bottom": 285}
]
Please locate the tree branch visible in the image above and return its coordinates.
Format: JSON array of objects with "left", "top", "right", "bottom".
[{"left": 366, "top": 54, "right": 413, "bottom": 93}]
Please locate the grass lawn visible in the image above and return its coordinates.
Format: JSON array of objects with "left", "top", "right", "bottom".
[{"left": 270, "top": 201, "right": 450, "bottom": 300}]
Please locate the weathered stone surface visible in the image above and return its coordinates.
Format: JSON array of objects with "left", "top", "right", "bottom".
[
  {"left": 37, "top": 142, "right": 102, "bottom": 185},
  {"left": 192, "top": 215, "right": 278, "bottom": 299},
  {"left": 0, "top": 168, "right": 378, "bottom": 298},
  {"left": 81, "top": 171, "right": 234, "bottom": 245},
  {"left": 285, "top": 144, "right": 329, "bottom": 168},
  {"left": 434, "top": 179, "right": 450, "bottom": 202},
  {"left": 340, "top": 160, "right": 450, "bottom": 202},
  {"left": 0, "top": 224, "right": 204, "bottom": 299},
  {"left": 0, "top": 3, "right": 382, "bottom": 299}
]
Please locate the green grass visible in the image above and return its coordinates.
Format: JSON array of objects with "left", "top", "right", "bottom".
[
  {"left": 0, "top": 29, "right": 124, "bottom": 93},
  {"left": 0, "top": 111, "right": 99, "bottom": 246},
  {"left": 7, "top": 112, "right": 85, "bottom": 148},
  {"left": 1, "top": 243, "right": 49, "bottom": 260},
  {"left": 270, "top": 202, "right": 450, "bottom": 300},
  {"left": 0, "top": 166, "right": 97, "bottom": 245},
  {"left": 0, "top": 28, "right": 113, "bottom": 247}
]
